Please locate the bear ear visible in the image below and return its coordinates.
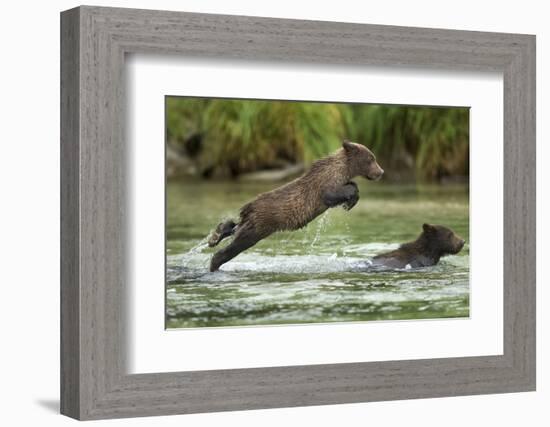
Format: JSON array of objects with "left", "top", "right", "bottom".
[
  {"left": 342, "top": 140, "right": 355, "bottom": 152},
  {"left": 422, "top": 223, "right": 435, "bottom": 233}
]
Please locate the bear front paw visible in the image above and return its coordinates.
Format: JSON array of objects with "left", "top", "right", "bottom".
[
  {"left": 343, "top": 193, "right": 359, "bottom": 210},
  {"left": 343, "top": 199, "right": 358, "bottom": 210}
]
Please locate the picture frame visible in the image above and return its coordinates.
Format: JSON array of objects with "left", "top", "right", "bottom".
[{"left": 60, "top": 5, "right": 536, "bottom": 420}]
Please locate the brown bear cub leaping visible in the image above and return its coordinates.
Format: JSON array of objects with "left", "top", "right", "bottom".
[
  {"left": 207, "top": 141, "right": 384, "bottom": 271},
  {"left": 372, "top": 224, "right": 465, "bottom": 269}
]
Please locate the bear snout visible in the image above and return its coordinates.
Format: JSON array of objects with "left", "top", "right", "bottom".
[
  {"left": 453, "top": 238, "right": 465, "bottom": 253},
  {"left": 367, "top": 166, "right": 384, "bottom": 181}
]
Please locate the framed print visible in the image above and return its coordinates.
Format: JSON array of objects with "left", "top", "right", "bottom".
[
  {"left": 164, "top": 98, "right": 471, "bottom": 329},
  {"left": 60, "top": 5, "right": 536, "bottom": 420}
]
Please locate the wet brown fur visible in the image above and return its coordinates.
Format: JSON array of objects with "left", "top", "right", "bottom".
[
  {"left": 241, "top": 151, "right": 349, "bottom": 237},
  {"left": 372, "top": 224, "right": 465, "bottom": 268},
  {"left": 210, "top": 142, "right": 383, "bottom": 271}
]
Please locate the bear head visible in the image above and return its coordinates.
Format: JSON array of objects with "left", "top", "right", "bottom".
[
  {"left": 421, "top": 223, "right": 465, "bottom": 257},
  {"left": 342, "top": 141, "right": 384, "bottom": 181}
]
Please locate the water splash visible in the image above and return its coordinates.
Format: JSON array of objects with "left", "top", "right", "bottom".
[
  {"left": 185, "top": 237, "right": 209, "bottom": 257},
  {"left": 310, "top": 211, "right": 332, "bottom": 249},
  {"left": 170, "top": 236, "right": 210, "bottom": 274}
]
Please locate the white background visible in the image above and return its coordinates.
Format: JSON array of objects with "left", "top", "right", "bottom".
[
  {"left": 0, "top": 0, "right": 547, "bottom": 426},
  {"left": 128, "top": 57, "right": 503, "bottom": 373}
]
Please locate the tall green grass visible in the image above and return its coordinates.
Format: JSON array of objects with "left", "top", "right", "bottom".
[{"left": 166, "top": 97, "right": 469, "bottom": 181}]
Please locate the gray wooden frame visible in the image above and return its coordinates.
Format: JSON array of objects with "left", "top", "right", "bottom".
[{"left": 60, "top": 5, "right": 536, "bottom": 421}]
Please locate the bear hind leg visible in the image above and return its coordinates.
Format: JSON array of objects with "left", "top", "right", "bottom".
[
  {"left": 207, "top": 219, "right": 237, "bottom": 247},
  {"left": 209, "top": 226, "right": 261, "bottom": 271}
]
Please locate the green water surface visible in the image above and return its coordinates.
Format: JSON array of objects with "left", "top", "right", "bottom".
[{"left": 166, "top": 180, "right": 469, "bottom": 328}]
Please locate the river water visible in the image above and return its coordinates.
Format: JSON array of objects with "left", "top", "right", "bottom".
[{"left": 166, "top": 180, "right": 469, "bottom": 328}]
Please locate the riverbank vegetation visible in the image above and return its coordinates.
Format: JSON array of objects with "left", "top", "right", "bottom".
[{"left": 166, "top": 97, "right": 469, "bottom": 182}]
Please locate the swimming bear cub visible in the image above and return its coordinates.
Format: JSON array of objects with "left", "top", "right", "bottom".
[
  {"left": 372, "top": 223, "right": 465, "bottom": 268},
  {"left": 208, "top": 141, "right": 384, "bottom": 271}
]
